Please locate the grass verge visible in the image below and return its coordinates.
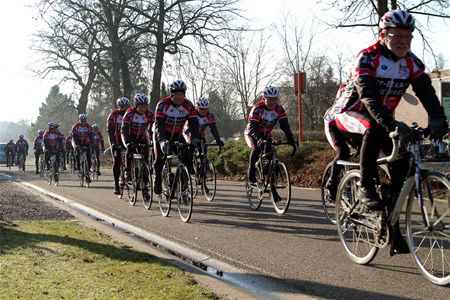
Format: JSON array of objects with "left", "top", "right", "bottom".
[{"left": 0, "top": 220, "right": 217, "bottom": 300}]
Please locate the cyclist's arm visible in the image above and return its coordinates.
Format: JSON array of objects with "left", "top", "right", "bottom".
[
  {"left": 187, "top": 116, "right": 200, "bottom": 140},
  {"left": 209, "top": 122, "right": 221, "bottom": 142},
  {"left": 121, "top": 114, "right": 132, "bottom": 144},
  {"left": 107, "top": 114, "right": 118, "bottom": 145},
  {"left": 279, "top": 117, "right": 295, "bottom": 141}
]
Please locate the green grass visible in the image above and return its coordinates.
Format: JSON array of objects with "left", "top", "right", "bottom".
[{"left": 0, "top": 221, "right": 217, "bottom": 300}]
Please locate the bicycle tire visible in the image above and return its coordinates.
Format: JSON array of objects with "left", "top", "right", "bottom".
[
  {"left": 129, "top": 163, "right": 138, "bottom": 206},
  {"left": 159, "top": 164, "right": 171, "bottom": 217},
  {"left": 142, "top": 164, "right": 153, "bottom": 210},
  {"left": 406, "top": 172, "right": 450, "bottom": 286},
  {"left": 245, "top": 167, "right": 264, "bottom": 210},
  {"left": 202, "top": 159, "right": 217, "bottom": 202},
  {"left": 176, "top": 164, "right": 193, "bottom": 223},
  {"left": 321, "top": 162, "right": 337, "bottom": 224},
  {"left": 270, "top": 161, "right": 291, "bottom": 215},
  {"left": 336, "top": 170, "right": 378, "bottom": 265}
]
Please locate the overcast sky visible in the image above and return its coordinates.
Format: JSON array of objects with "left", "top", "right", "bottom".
[{"left": 0, "top": 0, "right": 449, "bottom": 123}]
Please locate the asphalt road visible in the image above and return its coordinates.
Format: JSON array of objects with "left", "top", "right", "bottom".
[{"left": 1, "top": 163, "right": 449, "bottom": 299}]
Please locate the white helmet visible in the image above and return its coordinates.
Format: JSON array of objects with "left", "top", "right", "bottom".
[
  {"left": 79, "top": 114, "right": 88, "bottom": 121},
  {"left": 92, "top": 124, "right": 99, "bottom": 129},
  {"left": 134, "top": 93, "right": 148, "bottom": 105},
  {"left": 117, "top": 97, "right": 130, "bottom": 107},
  {"left": 379, "top": 10, "right": 415, "bottom": 31},
  {"left": 196, "top": 97, "right": 209, "bottom": 109},
  {"left": 170, "top": 80, "right": 187, "bottom": 92},
  {"left": 263, "top": 86, "right": 279, "bottom": 98}
]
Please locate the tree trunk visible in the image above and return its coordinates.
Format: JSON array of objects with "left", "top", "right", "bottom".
[
  {"left": 150, "top": 0, "right": 166, "bottom": 109},
  {"left": 120, "top": 49, "right": 132, "bottom": 98}
]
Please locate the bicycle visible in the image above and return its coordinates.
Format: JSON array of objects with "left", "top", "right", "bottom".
[
  {"left": 39, "top": 152, "right": 46, "bottom": 180},
  {"left": 158, "top": 142, "right": 193, "bottom": 223},
  {"left": 321, "top": 150, "right": 390, "bottom": 225},
  {"left": 78, "top": 146, "right": 91, "bottom": 188},
  {"left": 91, "top": 148, "right": 99, "bottom": 182},
  {"left": 67, "top": 150, "right": 75, "bottom": 174},
  {"left": 16, "top": 152, "right": 26, "bottom": 171},
  {"left": 192, "top": 142, "right": 221, "bottom": 202},
  {"left": 335, "top": 125, "right": 450, "bottom": 285},
  {"left": 46, "top": 152, "right": 60, "bottom": 186},
  {"left": 245, "top": 140, "right": 295, "bottom": 215},
  {"left": 127, "top": 143, "right": 153, "bottom": 209}
]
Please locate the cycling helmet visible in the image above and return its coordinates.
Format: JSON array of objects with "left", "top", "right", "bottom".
[
  {"left": 134, "top": 93, "right": 148, "bottom": 105},
  {"left": 79, "top": 114, "right": 88, "bottom": 121},
  {"left": 19, "top": 135, "right": 24, "bottom": 139},
  {"left": 117, "top": 97, "right": 130, "bottom": 107},
  {"left": 170, "top": 80, "right": 187, "bottom": 93},
  {"left": 196, "top": 97, "right": 209, "bottom": 109},
  {"left": 263, "top": 86, "right": 279, "bottom": 98},
  {"left": 48, "top": 122, "right": 59, "bottom": 129},
  {"left": 379, "top": 10, "right": 415, "bottom": 31},
  {"left": 92, "top": 124, "right": 99, "bottom": 129},
  {"left": 38, "top": 130, "right": 45, "bottom": 135},
  {"left": 9, "top": 139, "right": 13, "bottom": 143}
]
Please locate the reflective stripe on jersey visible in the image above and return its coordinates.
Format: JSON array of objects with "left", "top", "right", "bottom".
[{"left": 107, "top": 109, "right": 124, "bottom": 144}]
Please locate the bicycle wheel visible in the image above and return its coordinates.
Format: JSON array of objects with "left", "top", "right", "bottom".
[
  {"left": 92, "top": 158, "right": 98, "bottom": 181},
  {"left": 53, "top": 161, "right": 59, "bottom": 186},
  {"left": 336, "top": 170, "right": 379, "bottom": 264},
  {"left": 245, "top": 167, "right": 264, "bottom": 210},
  {"left": 129, "top": 163, "right": 139, "bottom": 206},
  {"left": 83, "top": 160, "right": 90, "bottom": 188},
  {"left": 270, "top": 161, "right": 291, "bottom": 215},
  {"left": 203, "top": 159, "right": 216, "bottom": 202},
  {"left": 142, "top": 164, "right": 153, "bottom": 210},
  {"left": 47, "top": 170, "right": 53, "bottom": 185},
  {"left": 39, "top": 156, "right": 45, "bottom": 180},
  {"left": 176, "top": 164, "right": 193, "bottom": 223},
  {"left": 159, "top": 164, "right": 172, "bottom": 217},
  {"left": 406, "top": 172, "right": 450, "bottom": 285},
  {"left": 321, "top": 162, "right": 337, "bottom": 224}
]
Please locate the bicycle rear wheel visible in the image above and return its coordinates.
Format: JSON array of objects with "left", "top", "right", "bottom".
[
  {"left": 142, "top": 164, "right": 153, "bottom": 210},
  {"left": 159, "top": 165, "right": 171, "bottom": 217},
  {"left": 92, "top": 158, "right": 98, "bottom": 181},
  {"left": 176, "top": 164, "right": 193, "bottom": 223},
  {"left": 245, "top": 167, "right": 264, "bottom": 210},
  {"left": 336, "top": 170, "right": 378, "bottom": 264},
  {"left": 203, "top": 159, "right": 216, "bottom": 202},
  {"left": 270, "top": 161, "right": 291, "bottom": 215},
  {"left": 321, "top": 162, "right": 337, "bottom": 224},
  {"left": 406, "top": 172, "right": 450, "bottom": 286}
]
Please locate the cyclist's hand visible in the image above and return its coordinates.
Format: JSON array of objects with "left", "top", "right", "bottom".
[
  {"left": 287, "top": 138, "right": 298, "bottom": 156},
  {"left": 429, "top": 117, "right": 448, "bottom": 139},
  {"left": 256, "top": 139, "right": 267, "bottom": 148},
  {"left": 216, "top": 139, "right": 224, "bottom": 147},
  {"left": 389, "top": 120, "right": 412, "bottom": 142}
]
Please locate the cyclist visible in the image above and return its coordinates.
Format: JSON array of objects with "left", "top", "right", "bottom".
[
  {"left": 5, "top": 139, "right": 15, "bottom": 167},
  {"left": 33, "top": 130, "right": 45, "bottom": 174},
  {"left": 65, "top": 132, "right": 75, "bottom": 170},
  {"left": 153, "top": 79, "right": 200, "bottom": 195},
  {"left": 121, "top": 93, "right": 154, "bottom": 199},
  {"left": 43, "top": 122, "right": 64, "bottom": 179},
  {"left": 333, "top": 10, "right": 447, "bottom": 253},
  {"left": 245, "top": 86, "right": 297, "bottom": 200},
  {"left": 57, "top": 129, "right": 66, "bottom": 171},
  {"left": 107, "top": 97, "right": 131, "bottom": 195},
  {"left": 15, "top": 135, "right": 29, "bottom": 170},
  {"left": 92, "top": 124, "right": 105, "bottom": 176},
  {"left": 183, "top": 96, "right": 224, "bottom": 152},
  {"left": 71, "top": 113, "right": 94, "bottom": 182}
]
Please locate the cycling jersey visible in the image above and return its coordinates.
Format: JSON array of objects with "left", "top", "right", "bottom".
[
  {"left": 71, "top": 122, "right": 94, "bottom": 147},
  {"left": 5, "top": 142, "right": 15, "bottom": 153},
  {"left": 107, "top": 109, "right": 126, "bottom": 146},
  {"left": 121, "top": 107, "right": 154, "bottom": 144},
  {"left": 16, "top": 139, "right": 29, "bottom": 153},
  {"left": 183, "top": 112, "right": 220, "bottom": 142},
  {"left": 154, "top": 96, "right": 199, "bottom": 141},
  {"left": 65, "top": 136, "right": 73, "bottom": 150},
  {"left": 334, "top": 41, "right": 444, "bottom": 131},
  {"left": 43, "top": 130, "right": 64, "bottom": 151},
  {"left": 34, "top": 136, "right": 44, "bottom": 153},
  {"left": 245, "top": 100, "right": 288, "bottom": 140},
  {"left": 93, "top": 131, "right": 104, "bottom": 150}
]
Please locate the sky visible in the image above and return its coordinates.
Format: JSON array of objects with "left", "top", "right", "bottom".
[{"left": 0, "top": 0, "right": 449, "bottom": 124}]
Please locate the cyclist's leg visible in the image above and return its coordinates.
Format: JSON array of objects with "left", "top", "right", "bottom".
[
  {"left": 45, "top": 151, "right": 50, "bottom": 170},
  {"left": 75, "top": 147, "right": 81, "bottom": 171},
  {"left": 87, "top": 147, "right": 92, "bottom": 171},
  {"left": 35, "top": 152, "right": 40, "bottom": 173},
  {"left": 112, "top": 146, "right": 121, "bottom": 188},
  {"left": 245, "top": 134, "right": 260, "bottom": 183},
  {"left": 153, "top": 141, "right": 165, "bottom": 194}
]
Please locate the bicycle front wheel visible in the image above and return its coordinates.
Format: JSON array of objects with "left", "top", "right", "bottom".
[
  {"left": 142, "top": 164, "right": 153, "bottom": 210},
  {"left": 269, "top": 161, "right": 291, "bottom": 215},
  {"left": 245, "top": 167, "right": 264, "bottom": 210},
  {"left": 129, "top": 164, "right": 139, "bottom": 206},
  {"left": 406, "top": 172, "right": 450, "bottom": 286},
  {"left": 203, "top": 159, "right": 217, "bottom": 202},
  {"left": 336, "top": 170, "right": 378, "bottom": 265},
  {"left": 321, "top": 162, "right": 336, "bottom": 224},
  {"left": 159, "top": 165, "right": 171, "bottom": 217},
  {"left": 176, "top": 164, "right": 193, "bottom": 223}
]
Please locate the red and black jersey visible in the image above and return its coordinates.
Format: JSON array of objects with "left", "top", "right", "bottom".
[
  {"left": 245, "top": 100, "right": 288, "bottom": 139},
  {"left": 34, "top": 136, "right": 44, "bottom": 152},
  {"left": 65, "top": 136, "right": 73, "bottom": 150},
  {"left": 121, "top": 107, "right": 154, "bottom": 144},
  {"left": 43, "top": 130, "right": 64, "bottom": 151},
  {"left": 71, "top": 122, "right": 94, "bottom": 146},
  {"left": 154, "top": 96, "right": 199, "bottom": 141},
  {"left": 107, "top": 109, "right": 126, "bottom": 146},
  {"left": 15, "top": 138, "right": 29, "bottom": 153},
  {"left": 183, "top": 112, "right": 220, "bottom": 140},
  {"left": 5, "top": 142, "right": 15, "bottom": 153},
  {"left": 93, "top": 131, "right": 104, "bottom": 149},
  {"left": 335, "top": 41, "right": 444, "bottom": 127}
]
